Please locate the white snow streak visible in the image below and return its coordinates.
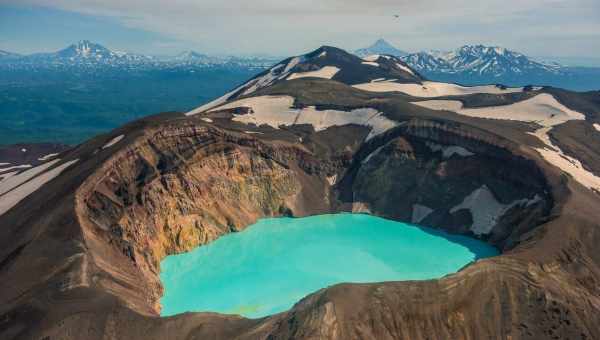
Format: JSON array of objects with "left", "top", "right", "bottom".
[
  {"left": 0, "top": 159, "right": 79, "bottom": 216},
  {"left": 211, "top": 95, "right": 397, "bottom": 140},
  {"left": 0, "top": 164, "right": 32, "bottom": 173},
  {"left": 361, "top": 61, "right": 379, "bottom": 67},
  {"left": 38, "top": 153, "right": 60, "bottom": 161},
  {"left": 187, "top": 55, "right": 309, "bottom": 116},
  {"left": 363, "top": 55, "right": 380, "bottom": 62},
  {"left": 353, "top": 80, "right": 524, "bottom": 97},
  {"left": 413, "top": 94, "right": 585, "bottom": 126},
  {"left": 594, "top": 123, "right": 600, "bottom": 132},
  {"left": 0, "top": 159, "right": 61, "bottom": 195},
  {"left": 0, "top": 171, "right": 18, "bottom": 183},
  {"left": 186, "top": 84, "right": 245, "bottom": 115},
  {"left": 531, "top": 127, "right": 600, "bottom": 192},
  {"left": 287, "top": 66, "right": 340, "bottom": 80},
  {"left": 102, "top": 134, "right": 125, "bottom": 149},
  {"left": 414, "top": 94, "right": 600, "bottom": 191},
  {"left": 396, "top": 63, "right": 415, "bottom": 76}
]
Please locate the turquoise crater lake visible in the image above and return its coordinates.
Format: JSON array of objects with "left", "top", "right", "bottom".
[{"left": 159, "top": 213, "right": 498, "bottom": 318}]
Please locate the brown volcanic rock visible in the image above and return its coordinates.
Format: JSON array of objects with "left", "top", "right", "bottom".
[
  {"left": 77, "top": 123, "right": 334, "bottom": 312},
  {"left": 1, "top": 74, "right": 600, "bottom": 339}
]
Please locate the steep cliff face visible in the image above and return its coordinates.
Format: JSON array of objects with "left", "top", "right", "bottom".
[
  {"left": 75, "top": 123, "right": 338, "bottom": 312},
  {"left": 67, "top": 116, "right": 556, "bottom": 320},
  {"left": 343, "top": 120, "right": 551, "bottom": 249}
]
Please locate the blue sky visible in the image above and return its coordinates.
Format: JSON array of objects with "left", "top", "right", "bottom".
[
  {"left": 0, "top": 5, "right": 174, "bottom": 55},
  {"left": 1, "top": 1, "right": 599, "bottom": 61}
]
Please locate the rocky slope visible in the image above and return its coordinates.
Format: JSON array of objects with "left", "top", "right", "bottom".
[{"left": 1, "top": 46, "right": 600, "bottom": 340}]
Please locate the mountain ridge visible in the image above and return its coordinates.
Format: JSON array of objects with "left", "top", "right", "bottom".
[
  {"left": 0, "top": 40, "right": 279, "bottom": 70},
  {"left": 353, "top": 40, "right": 600, "bottom": 90},
  {"left": 401, "top": 44, "right": 562, "bottom": 77},
  {"left": 1, "top": 40, "right": 599, "bottom": 90}
]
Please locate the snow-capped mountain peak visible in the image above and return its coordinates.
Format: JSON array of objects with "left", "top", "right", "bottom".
[
  {"left": 355, "top": 39, "right": 408, "bottom": 57},
  {"left": 401, "top": 44, "right": 562, "bottom": 78},
  {"left": 0, "top": 40, "right": 280, "bottom": 72},
  {"left": 174, "top": 51, "right": 208, "bottom": 61},
  {"left": 58, "top": 40, "right": 114, "bottom": 60}
]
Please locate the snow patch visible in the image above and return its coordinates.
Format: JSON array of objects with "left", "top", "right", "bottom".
[
  {"left": 426, "top": 142, "right": 474, "bottom": 158},
  {"left": 353, "top": 80, "right": 524, "bottom": 97},
  {"left": 241, "top": 64, "right": 286, "bottom": 95},
  {"left": 102, "top": 134, "right": 125, "bottom": 149},
  {"left": 201, "top": 117, "right": 213, "bottom": 123},
  {"left": 363, "top": 55, "right": 380, "bottom": 62},
  {"left": 411, "top": 100, "right": 463, "bottom": 112},
  {"left": 594, "top": 123, "right": 600, "bottom": 132},
  {"left": 287, "top": 66, "right": 340, "bottom": 80},
  {"left": 0, "top": 159, "right": 78, "bottom": 216},
  {"left": 187, "top": 55, "right": 307, "bottom": 116},
  {"left": 212, "top": 95, "right": 397, "bottom": 140},
  {"left": 21, "top": 148, "right": 27, "bottom": 153},
  {"left": 414, "top": 94, "right": 585, "bottom": 127},
  {"left": 0, "top": 171, "right": 18, "bottom": 183},
  {"left": 283, "top": 56, "right": 302, "bottom": 73},
  {"left": 186, "top": 84, "right": 246, "bottom": 115},
  {"left": 450, "top": 185, "right": 541, "bottom": 235},
  {"left": 0, "top": 164, "right": 32, "bottom": 173},
  {"left": 396, "top": 63, "right": 415, "bottom": 76},
  {"left": 0, "top": 159, "right": 61, "bottom": 195},
  {"left": 362, "top": 61, "right": 379, "bottom": 67},
  {"left": 419, "top": 94, "right": 600, "bottom": 192},
  {"left": 531, "top": 127, "right": 600, "bottom": 192},
  {"left": 38, "top": 153, "right": 60, "bottom": 161},
  {"left": 326, "top": 174, "right": 337, "bottom": 185},
  {"left": 412, "top": 204, "right": 433, "bottom": 224}
]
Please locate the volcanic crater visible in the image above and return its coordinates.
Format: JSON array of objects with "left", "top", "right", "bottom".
[{"left": 1, "top": 46, "right": 600, "bottom": 340}]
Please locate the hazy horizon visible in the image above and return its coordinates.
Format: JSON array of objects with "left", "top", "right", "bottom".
[{"left": 1, "top": 1, "right": 599, "bottom": 62}]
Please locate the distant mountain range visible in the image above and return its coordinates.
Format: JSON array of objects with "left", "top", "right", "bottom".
[
  {"left": 0, "top": 40, "right": 279, "bottom": 71},
  {"left": 402, "top": 45, "right": 562, "bottom": 77},
  {"left": 354, "top": 39, "right": 600, "bottom": 91},
  {"left": 1, "top": 40, "right": 599, "bottom": 91}
]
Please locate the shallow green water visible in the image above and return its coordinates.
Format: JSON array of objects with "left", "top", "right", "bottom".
[{"left": 159, "top": 213, "right": 498, "bottom": 318}]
